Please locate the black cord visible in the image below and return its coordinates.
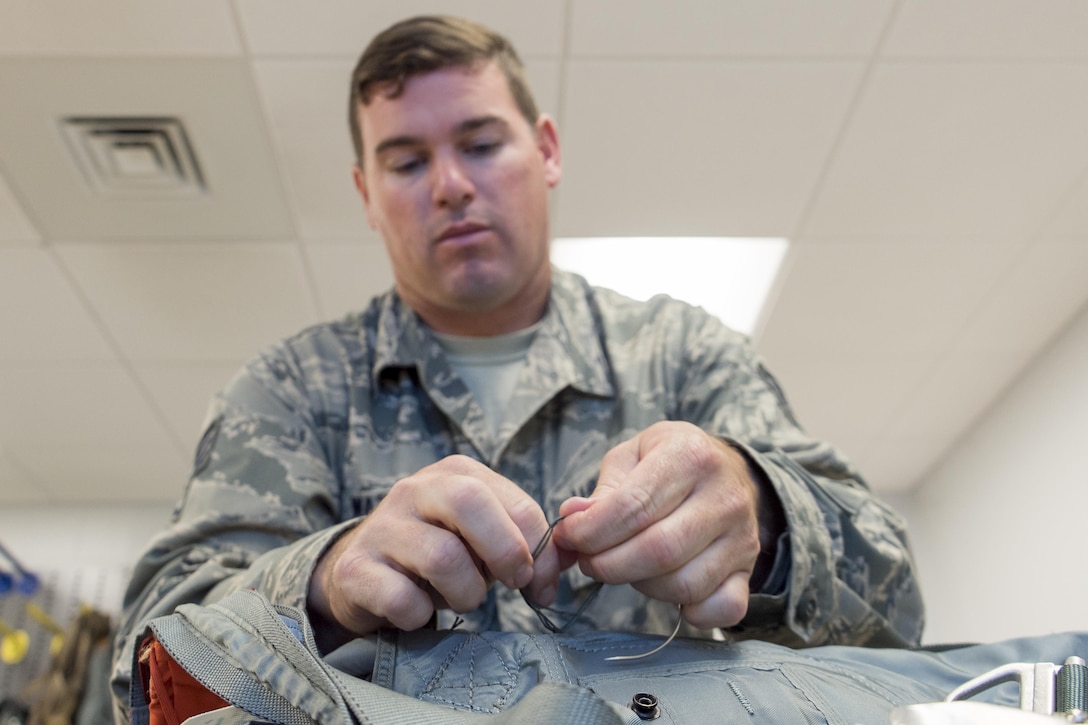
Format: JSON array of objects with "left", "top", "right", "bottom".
[{"left": 522, "top": 516, "right": 604, "bottom": 634}]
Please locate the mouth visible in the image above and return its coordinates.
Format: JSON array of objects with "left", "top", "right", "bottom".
[{"left": 436, "top": 221, "right": 490, "bottom": 245}]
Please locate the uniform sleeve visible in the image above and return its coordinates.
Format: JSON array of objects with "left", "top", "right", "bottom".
[
  {"left": 675, "top": 309, "right": 925, "bottom": 648},
  {"left": 110, "top": 346, "right": 352, "bottom": 721}
]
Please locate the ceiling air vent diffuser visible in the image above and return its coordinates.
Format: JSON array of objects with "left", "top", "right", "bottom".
[{"left": 61, "top": 116, "right": 205, "bottom": 196}]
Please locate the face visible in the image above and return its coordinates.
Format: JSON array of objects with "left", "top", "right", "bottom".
[{"left": 353, "top": 62, "right": 562, "bottom": 335}]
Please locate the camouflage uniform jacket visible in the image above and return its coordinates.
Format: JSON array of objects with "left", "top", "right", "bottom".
[{"left": 112, "top": 269, "right": 924, "bottom": 712}]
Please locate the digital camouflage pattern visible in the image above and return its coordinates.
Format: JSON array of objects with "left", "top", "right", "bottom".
[{"left": 111, "top": 269, "right": 924, "bottom": 717}]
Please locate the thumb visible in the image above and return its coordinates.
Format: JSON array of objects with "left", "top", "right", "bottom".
[
  {"left": 581, "top": 434, "right": 642, "bottom": 502},
  {"left": 558, "top": 495, "right": 594, "bottom": 519}
]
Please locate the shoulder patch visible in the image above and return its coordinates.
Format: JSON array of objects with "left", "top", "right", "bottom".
[{"left": 192, "top": 414, "right": 223, "bottom": 478}]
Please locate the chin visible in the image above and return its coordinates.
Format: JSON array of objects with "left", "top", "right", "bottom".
[
  {"left": 445, "top": 270, "right": 511, "bottom": 304},
  {"left": 447, "top": 293, "right": 508, "bottom": 315}
]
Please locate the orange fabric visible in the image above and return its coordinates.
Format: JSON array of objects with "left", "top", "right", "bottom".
[{"left": 138, "top": 635, "right": 230, "bottom": 725}]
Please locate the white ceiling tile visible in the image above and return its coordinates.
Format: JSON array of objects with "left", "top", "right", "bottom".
[
  {"left": 759, "top": 241, "right": 1023, "bottom": 357},
  {"left": 0, "top": 362, "right": 187, "bottom": 500},
  {"left": 570, "top": 0, "right": 893, "bottom": 57},
  {"left": 0, "top": 363, "right": 176, "bottom": 450},
  {"left": 803, "top": 62, "right": 1088, "bottom": 237},
  {"left": 14, "top": 441, "right": 187, "bottom": 503},
  {"left": 54, "top": 242, "right": 320, "bottom": 362},
  {"left": 0, "top": 449, "right": 46, "bottom": 504},
  {"left": 0, "top": 58, "right": 294, "bottom": 241},
  {"left": 304, "top": 242, "right": 394, "bottom": 321},
  {"left": 0, "top": 248, "right": 116, "bottom": 362},
  {"left": 554, "top": 61, "right": 865, "bottom": 238},
  {"left": 884, "top": 0, "right": 1088, "bottom": 59},
  {"left": 1044, "top": 169, "right": 1088, "bottom": 236},
  {"left": 134, "top": 363, "right": 248, "bottom": 454},
  {"left": 878, "top": 352, "right": 1031, "bottom": 443},
  {"left": 253, "top": 58, "right": 562, "bottom": 242},
  {"left": 252, "top": 58, "right": 370, "bottom": 242},
  {"left": 0, "top": 0, "right": 242, "bottom": 56},
  {"left": 235, "top": 0, "right": 566, "bottom": 57},
  {"left": 0, "top": 168, "right": 40, "bottom": 244},
  {"left": 526, "top": 61, "right": 563, "bottom": 123},
  {"left": 853, "top": 434, "right": 951, "bottom": 493},
  {"left": 761, "top": 352, "right": 933, "bottom": 458},
  {"left": 954, "top": 240, "right": 1088, "bottom": 355}
]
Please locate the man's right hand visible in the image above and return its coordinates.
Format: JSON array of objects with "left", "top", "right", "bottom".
[{"left": 308, "top": 455, "right": 561, "bottom": 643}]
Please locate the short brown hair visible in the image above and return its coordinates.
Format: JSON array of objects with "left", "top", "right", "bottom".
[{"left": 348, "top": 15, "right": 540, "bottom": 162}]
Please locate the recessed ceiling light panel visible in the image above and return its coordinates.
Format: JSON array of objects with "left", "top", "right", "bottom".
[
  {"left": 551, "top": 237, "right": 789, "bottom": 335},
  {"left": 61, "top": 116, "right": 205, "bottom": 196}
]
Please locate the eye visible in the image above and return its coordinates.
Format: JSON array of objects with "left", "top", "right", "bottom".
[
  {"left": 392, "top": 159, "right": 423, "bottom": 174},
  {"left": 387, "top": 154, "right": 427, "bottom": 176},
  {"left": 463, "top": 139, "right": 501, "bottom": 158}
]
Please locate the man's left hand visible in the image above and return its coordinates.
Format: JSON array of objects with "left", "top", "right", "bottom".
[{"left": 553, "top": 421, "right": 762, "bottom": 629}]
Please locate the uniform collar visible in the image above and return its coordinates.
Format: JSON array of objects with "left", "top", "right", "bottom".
[{"left": 371, "top": 268, "right": 614, "bottom": 400}]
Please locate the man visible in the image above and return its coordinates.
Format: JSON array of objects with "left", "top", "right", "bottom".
[{"left": 113, "top": 14, "right": 923, "bottom": 719}]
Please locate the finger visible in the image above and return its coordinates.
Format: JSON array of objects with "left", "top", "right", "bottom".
[
  {"left": 325, "top": 518, "right": 487, "bottom": 630},
  {"left": 336, "top": 495, "right": 492, "bottom": 624},
  {"left": 560, "top": 425, "right": 725, "bottom": 555},
  {"left": 579, "top": 501, "right": 728, "bottom": 585},
  {"left": 326, "top": 548, "right": 434, "bottom": 632},
  {"left": 408, "top": 526, "right": 491, "bottom": 613},
  {"left": 557, "top": 495, "right": 594, "bottom": 519},
  {"left": 556, "top": 459, "right": 688, "bottom": 555},
  {"left": 630, "top": 527, "right": 757, "bottom": 604},
  {"left": 368, "top": 570, "right": 436, "bottom": 631},
  {"left": 488, "top": 491, "right": 562, "bottom": 608},
  {"left": 414, "top": 472, "right": 537, "bottom": 591},
  {"left": 679, "top": 570, "right": 751, "bottom": 629},
  {"left": 589, "top": 435, "right": 641, "bottom": 497},
  {"left": 523, "top": 527, "right": 561, "bottom": 608},
  {"left": 555, "top": 435, "right": 640, "bottom": 526},
  {"left": 490, "top": 482, "right": 558, "bottom": 596}
]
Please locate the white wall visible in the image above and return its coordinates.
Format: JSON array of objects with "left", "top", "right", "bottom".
[
  {"left": 0, "top": 503, "right": 173, "bottom": 614},
  {"left": 908, "top": 302, "right": 1088, "bottom": 644},
  {"left": 0, "top": 503, "right": 174, "bottom": 700}
]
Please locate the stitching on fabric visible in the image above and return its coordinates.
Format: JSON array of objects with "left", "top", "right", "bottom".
[
  {"left": 467, "top": 635, "right": 477, "bottom": 709},
  {"left": 727, "top": 680, "right": 755, "bottom": 715},
  {"left": 779, "top": 664, "right": 843, "bottom": 725},
  {"left": 481, "top": 635, "right": 518, "bottom": 708},
  {"left": 534, "top": 633, "right": 574, "bottom": 685},
  {"left": 418, "top": 694, "right": 498, "bottom": 714},
  {"left": 483, "top": 634, "right": 518, "bottom": 682},
  {"left": 788, "top": 651, "right": 916, "bottom": 706},
  {"left": 420, "top": 636, "right": 467, "bottom": 695},
  {"left": 415, "top": 633, "right": 520, "bottom": 712}
]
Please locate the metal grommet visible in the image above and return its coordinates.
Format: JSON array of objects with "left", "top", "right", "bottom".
[{"left": 629, "top": 692, "right": 660, "bottom": 720}]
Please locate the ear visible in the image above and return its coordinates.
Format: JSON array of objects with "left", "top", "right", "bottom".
[
  {"left": 352, "top": 162, "right": 378, "bottom": 230},
  {"left": 534, "top": 115, "right": 562, "bottom": 188}
]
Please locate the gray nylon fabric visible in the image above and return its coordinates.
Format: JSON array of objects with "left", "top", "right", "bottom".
[
  {"left": 151, "top": 590, "right": 622, "bottom": 725},
  {"left": 150, "top": 590, "right": 1087, "bottom": 725}
]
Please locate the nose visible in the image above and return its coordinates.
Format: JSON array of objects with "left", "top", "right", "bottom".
[{"left": 430, "top": 152, "right": 475, "bottom": 209}]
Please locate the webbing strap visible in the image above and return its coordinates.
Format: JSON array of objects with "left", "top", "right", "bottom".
[
  {"left": 150, "top": 590, "right": 622, "bottom": 725},
  {"left": 183, "top": 684, "right": 626, "bottom": 725}
]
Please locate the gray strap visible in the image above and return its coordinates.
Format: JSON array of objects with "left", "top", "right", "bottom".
[
  {"left": 158, "top": 589, "right": 351, "bottom": 723},
  {"left": 151, "top": 590, "right": 621, "bottom": 725},
  {"left": 179, "top": 685, "right": 625, "bottom": 725}
]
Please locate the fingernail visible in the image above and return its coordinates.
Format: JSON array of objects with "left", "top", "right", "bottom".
[{"left": 513, "top": 563, "right": 534, "bottom": 589}]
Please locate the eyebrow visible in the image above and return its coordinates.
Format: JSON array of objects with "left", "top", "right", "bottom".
[{"left": 372, "top": 115, "right": 510, "bottom": 158}]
